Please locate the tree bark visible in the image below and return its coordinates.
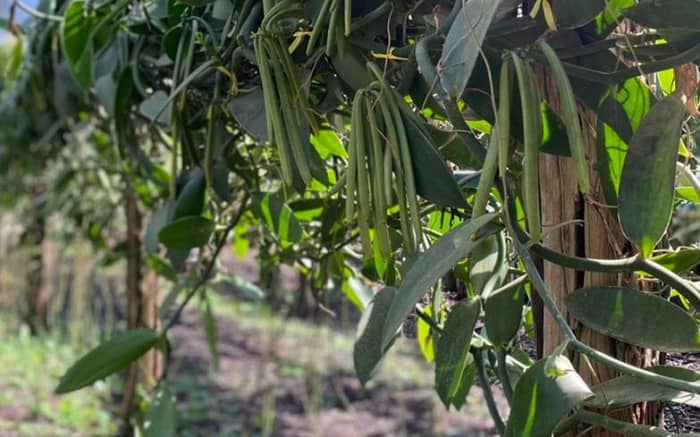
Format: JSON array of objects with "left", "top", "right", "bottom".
[
  {"left": 537, "top": 72, "right": 657, "bottom": 435},
  {"left": 120, "top": 192, "right": 165, "bottom": 435},
  {"left": 120, "top": 191, "right": 144, "bottom": 433},
  {"left": 24, "top": 187, "right": 50, "bottom": 333}
]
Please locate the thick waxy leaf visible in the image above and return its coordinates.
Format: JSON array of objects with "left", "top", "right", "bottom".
[
  {"left": 435, "top": 299, "right": 480, "bottom": 408},
  {"left": 595, "top": 0, "right": 634, "bottom": 38},
  {"left": 145, "top": 200, "right": 176, "bottom": 253},
  {"left": 416, "top": 305, "right": 436, "bottom": 363},
  {"left": 630, "top": 10, "right": 698, "bottom": 37},
  {"left": 228, "top": 87, "right": 268, "bottom": 141},
  {"left": 566, "top": 287, "right": 700, "bottom": 352},
  {"left": 586, "top": 366, "right": 700, "bottom": 409},
  {"left": 252, "top": 193, "right": 304, "bottom": 248},
  {"left": 677, "top": 186, "right": 700, "bottom": 203},
  {"left": 651, "top": 249, "right": 700, "bottom": 274},
  {"left": 311, "top": 129, "right": 347, "bottom": 159},
  {"left": 140, "top": 91, "right": 172, "bottom": 125},
  {"left": 331, "top": 44, "right": 372, "bottom": 91},
  {"left": 158, "top": 216, "right": 214, "bottom": 250},
  {"left": 144, "top": 383, "right": 177, "bottom": 437},
  {"left": 61, "top": 1, "right": 95, "bottom": 93},
  {"left": 484, "top": 282, "right": 524, "bottom": 347},
  {"left": 381, "top": 212, "right": 498, "bottom": 349},
  {"left": 552, "top": 0, "right": 605, "bottom": 28},
  {"left": 622, "top": 0, "right": 700, "bottom": 50},
  {"left": 56, "top": 329, "right": 161, "bottom": 393},
  {"left": 95, "top": 75, "right": 116, "bottom": 114},
  {"left": 401, "top": 110, "right": 468, "bottom": 208},
  {"left": 596, "top": 77, "right": 654, "bottom": 208},
  {"left": 469, "top": 232, "right": 507, "bottom": 296},
  {"left": 505, "top": 357, "right": 593, "bottom": 437},
  {"left": 438, "top": 0, "right": 501, "bottom": 98},
  {"left": 618, "top": 95, "right": 685, "bottom": 258},
  {"left": 354, "top": 288, "right": 397, "bottom": 385},
  {"left": 173, "top": 169, "right": 206, "bottom": 219},
  {"left": 342, "top": 277, "right": 374, "bottom": 311},
  {"left": 432, "top": 126, "right": 482, "bottom": 169}
]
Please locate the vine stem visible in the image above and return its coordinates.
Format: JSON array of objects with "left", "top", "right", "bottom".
[
  {"left": 414, "top": 305, "right": 443, "bottom": 334},
  {"left": 474, "top": 351, "right": 506, "bottom": 435},
  {"left": 573, "top": 409, "right": 670, "bottom": 436},
  {"left": 517, "top": 241, "right": 700, "bottom": 396},
  {"left": 495, "top": 347, "right": 514, "bottom": 404},
  {"left": 164, "top": 193, "right": 250, "bottom": 332},
  {"left": 528, "top": 242, "right": 700, "bottom": 310}
]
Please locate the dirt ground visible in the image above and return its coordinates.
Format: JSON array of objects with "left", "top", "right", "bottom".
[{"left": 168, "top": 304, "right": 506, "bottom": 437}]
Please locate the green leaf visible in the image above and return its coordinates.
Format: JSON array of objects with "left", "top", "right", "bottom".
[
  {"left": 144, "top": 254, "right": 178, "bottom": 282},
  {"left": 342, "top": 278, "right": 374, "bottom": 312},
  {"left": 618, "top": 95, "right": 685, "bottom": 257},
  {"left": 228, "top": 87, "right": 268, "bottom": 141},
  {"left": 566, "top": 287, "right": 700, "bottom": 352},
  {"left": 552, "top": 0, "right": 605, "bottom": 28},
  {"left": 505, "top": 357, "right": 593, "bottom": 437},
  {"left": 381, "top": 212, "right": 498, "bottom": 349},
  {"left": 145, "top": 200, "right": 176, "bottom": 254},
  {"left": 173, "top": 169, "right": 206, "bottom": 219},
  {"left": 252, "top": 193, "right": 304, "bottom": 248},
  {"left": 435, "top": 298, "right": 480, "bottom": 409},
  {"left": 56, "top": 329, "right": 161, "bottom": 394},
  {"left": 596, "top": 77, "right": 654, "bottom": 208},
  {"left": 595, "top": 0, "right": 634, "bottom": 38},
  {"left": 158, "top": 216, "right": 214, "bottom": 250},
  {"left": 651, "top": 249, "right": 700, "bottom": 274},
  {"left": 140, "top": 90, "right": 173, "bottom": 125},
  {"left": 449, "top": 360, "right": 476, "bottom": 411},
  {"left": 469, "top": 232, "right": 507, "bottom": 296},
  {"left": 61, "top": 0, "right": 95, "bottom": 93},
  {"left": 144, "top": 383, "right": 177, "bottom": 437},
  {"left": 433, "top": 126, "right": 482, "bottom": 169},
  {"left": 354, "top": 288, "right": 397, "bottom": 385},
  {"left": 311, "top": 129, "right": 347, "bottom": 159},
  {"left": 438, "top": 0, "right": 501, "bottom": 98},
  {"left": 622, "top": 0, "right": 700, "bottom": 50},
  {"left": 586, "top": 365, "right": 700, "bottom": 409},
  {"left": 401, "top": 108, "right": 468, "bottom": 208},
  {"left": 95, "top": 74, "right": 117, "bottom": 114},
  {"left": 677, "top": 186, "right": 700, "bottom": 203},
  {"left": 622, "top": 0, "right": 700, "bottom": 30},
  {"left": 330, "top": 43, "right": 372, "bottom": 91},
  {"left": 484, "top": 281, "right": 524, "bottom": 347},
  {"left": 416, "top": 305, "right": 436, "bottom": 363}
]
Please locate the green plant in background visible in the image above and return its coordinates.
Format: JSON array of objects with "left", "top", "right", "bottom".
[
  {"left": 0, "top": 320, "right": 116, "bottom": 436},
  {"left": 2, "top": 0, "right": 700, "bottom": 435}
]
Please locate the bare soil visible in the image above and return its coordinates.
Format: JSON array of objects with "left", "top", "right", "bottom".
[{"left": 168, "top": 307, "right": 505, "bottom": 437}]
